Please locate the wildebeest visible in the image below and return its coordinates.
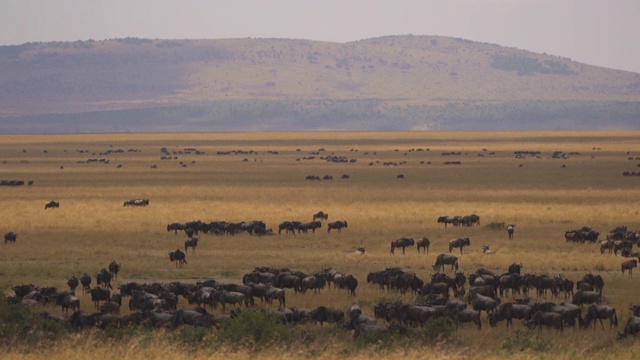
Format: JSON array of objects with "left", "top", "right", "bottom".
[
  {"left": 437, "top": 216, "right": 456, "bottom": 228},
  {"left": 622, "top": 259, "right": 637, "bottom": 277},
  {"left": 302, "top": 221, "right": 322, "bottom": 234},
  {"left": 583, "top": 304, "right": 618, "bottom": 330},
  {"left": 335, "top": 274, "right": 358, "bottom": 297},
  {"left": 45, "top": 200, "right": 59, "bottom": 209},
  {"left": 57, "top": 292, "right": 80, "bottom": 315},
  {"left": 482, "top": 244, "right": 495, "bottom": 254},
  {"left": 507, "top": 224, "right": 515, "bottom": 239},
  {"left": 108, "top": 261, "right": 121, "bottom": 281},
  {"left": 123, "top": 198, "right": 149, "bottom": 207},
  {"left": 80, "top": 273, "right": 91, "bottom": 294},
  {"left": 184, "top": 237, "right": 199, "bottom": 254},
  {"left": 416, "top": 237, "right": 430, "bottom": 254},
  {"left": 489, "top": 303, "right": 533, "bottom": 328},
  {"left": 572, "top": 290, "right": 601, "bottom": 307},
  {"left": 265, "top": 285, "right": 286, "bottom": 307},
  {"left": 169, "top": 249, "right": 187, "bottom": 268},
  {"left": 449, "top": 237, "right": 470, "bottom": 255},
  {"left": 312, "top": 211, "right": 328, "bottom": 221},
  {"left": 618, "top": 316, "right": 640, "bottom": 339},
  {"left": 327, "top": 220, "right": 348, "bottom": 233},
  {"left": 211, "top": 290, "right": 247, "bottom": 311},
  {"left": 4, "top": 231, "right": 17, "bottom": 244},
  {"left": 432, "top": 254, "right": 459, "bottom": 273},
  {"left": 89, "top": 287, "right": 111, "bottom": 309},
  {"left": 508, "top": 263, "right": 523, "bottom": 275},
  {"left": 445, "top": 303, "right": 481, "bottom": 329},
  {"left": 524, "top": 311, "right": 563, "bottom": 331},
  {"left": 309, "top": 306, "right": 344, "bottom": 326},
  {"left": 390, "top": 237, "right": 414, "bottom": 255},
  {"left": 67, "top": 274, "right": 79, "bottom": 292},
  {"left": 96, "top": 268, "right": 113, "bottom": 289}
]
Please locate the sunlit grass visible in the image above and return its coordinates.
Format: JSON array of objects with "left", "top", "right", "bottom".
[{"left": 1, "top": 131, "right": 640, "bottom": 358}]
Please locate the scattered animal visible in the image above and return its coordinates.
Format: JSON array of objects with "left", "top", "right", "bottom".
[
  {"left": 507, "top": 224, "right": 515, "bottom": 239},
  {"left": 45, "top": 200, "right": 59, "bottom": 209},
  {"left": 169, "top": 249, "right": 187, "bottom": 268},
  {"left": 449, "top": 237, "right": 470, "bottom": 255},
  {"left": 390, "top": 238, "right": 414, "bottom": 255},
  {"left": 416, "top": 237, "right": 430, "bottom": 254},
  {"left": 4, "top": 232, "right": 17, "bottom": 244},
  {"left": 327, "top": 220, "right": 348, "bottom": 233}
]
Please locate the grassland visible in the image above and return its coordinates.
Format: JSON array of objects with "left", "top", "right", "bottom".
[{"left": 1, "top": 131, "right": 640, "bottom": 359}]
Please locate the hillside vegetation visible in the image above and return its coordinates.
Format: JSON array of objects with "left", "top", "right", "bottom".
[{"left": 1, "top": 36, "right": 639, "bottom": 132}]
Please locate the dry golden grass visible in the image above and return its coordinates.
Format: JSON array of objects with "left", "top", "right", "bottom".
[{"left": 1, "top": 131, "right": 640, "bottom": 359}]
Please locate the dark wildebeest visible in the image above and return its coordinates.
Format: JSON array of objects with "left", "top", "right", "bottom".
[
  {"left": 507, "top": 224, "right": 515, "bottom": 239},
  {"left": 89, "top": 287, "right": 111, "bottom": 309},
  {"left": 335, "top": 274, "right": 358, "bottom": 297},
  {"left": 433, "top": 254, "right": 459, "bottom": 273},
  {"left": 508, "top": 263, "right": 523, "bottom": 275},
  {"left": 96, "top": 268, "right": 112, "bottom": 289},
  {"left": 45, "top": 200, "right": 59, "bottom": 209},
  {"left": 184, "top": 237, "right": 199, "bottom": 254},
  {"left": 80, "top": 273, "right": 91, "bottom": 294},
  {"left": 327, "top": 220, "right": 348, "bottom": 233},
  {"left": 309, "top": 306, "right": 344, "bottom": 326},
  {"left": 449, "top": 237, "right": 470, "bottom": 255},
  {"left": 524, "top": 311, "right": 563, "bottom": 331},
  {"left": 169, "top": 249, "right": 187, "bottom": 268},
  {"left": 167, "top": 222, "right": 185, "bottom": 235},
  {"left": 265, "top": 285, "right": 286, "bottom": 307},
  {"left": 57, "top": 292, "right": 80, "bottom": 315},
  {"left": 617, "top": 316, "right": 640, "bottom": 339},
  {"left": 437, "top": 216, "right": 455, "bottom": 228},
  {"left": 489, "top": 303, "right": 533, "bottom": 328},
  {"left": 4, "top": 232, "right": 17, "bottom": 244},
  {"left": 390, "top": 237, "right": 415, "bottom": 255},
  {"left": 108, "top": 261, "right": 121, "bottom": 281},
  {"left": 67, "top": 274, "right": 79, "bottom": 292},
  {"left": 583, "top": 304, "right": 618, "bottom": 330},
  {"left": 123, "top": 198, "right": 149, "bottom": 207},
  {"left": 313, "top": 211, "right": 328, "bottom": 221},
  {"left": 417, "top": 237, "right": 430, "bottom": 254},
  {"left": 302, "top": 221, "right": 322, "bottom": 234},
  {"left": 445, "top": 303, "right": 482, "bottom": 329},
  {"left": 572, "top": 290, "right": 601, "bottom": 308},
  {"left": 622, "top": 259, "right": 637, "bottom": 277}
]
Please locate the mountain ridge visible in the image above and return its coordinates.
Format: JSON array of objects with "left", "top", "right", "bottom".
[{"left": 1, "top": 35, "right": 639, "bottom": 132}]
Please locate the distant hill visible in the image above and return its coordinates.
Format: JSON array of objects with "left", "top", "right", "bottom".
[{"left": 1, "top": 35, "right": 639, "bottom": 132}]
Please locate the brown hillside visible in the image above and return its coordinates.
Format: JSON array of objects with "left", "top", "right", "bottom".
[{"left": 1, "top": 35, "right": 639, "bottom": 131}]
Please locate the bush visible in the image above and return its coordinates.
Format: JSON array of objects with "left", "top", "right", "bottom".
[{"left": 214, "top": 309, "right": 294, "bottom": 349}]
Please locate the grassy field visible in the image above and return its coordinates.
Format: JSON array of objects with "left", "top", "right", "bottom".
[{"left": 1, "top": 131, "right": 640, "bottom": 359}]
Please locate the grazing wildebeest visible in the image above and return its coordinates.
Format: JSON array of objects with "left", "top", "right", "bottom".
[
  {"left": 622, "top": 259, "right": 637, "bottom": 277},
  {"left": 80, "top": 273, "right": 91, "bottom": 294},
  {"left": 184, "top": 237, "right": 199, "bottom": 254},
  {"left": 123, "top": 199, "right": 149, "bottom": 207},
  {"left": 390, "top": 237, "right": 415, "bottom": 255},
  {"left": 108, "top": 261, "right": 121, "bottom": 281},
  {"left": 302, "top": 221, "right": 322, "bottom": 233},
  {"left": 313, "top": 211, "right": 328, "bottom": 221},
  {"left": 583, "top": 304, "right": 618, "bottom": 330},
  {"left": 445, "top": 303, "right": 481, "bottom": 329},
  {"left": 67, "top": 274, "right": 79, "bottom": 292},
  {"left": 449, "top": 237, "right": 470, "bottom": 255},
  {"left": 524, "top": 311, "right": 563, "bottom": 331},
  {"left": 507, "top": 224, "right": 515, "bottom": 239},
  {"left": 265, "top": 285, "right": 286, "bottom": 307},
  {"left": 327, "top": 220, "right": 348, "bottom": 233},
  {"left": 432, "top": 254, "right": 459, "bottom": 273},
  {"left": 572, "top": 290, "right": 601, "bottom": 307},
  {"left": 417, "top": 237, "right": 430, "bottom": 254},
  {"left": 489, "top": 303, "right": 533, "bottom": 328},
  {"left": 618, "top": 316, "right": 640, "bottom": 339},
  {"left": 309, "top": 306, "right": 344, "bottom": 326},
  {"left": 169, "top": 249, "right": 187, "bottom": 268},
  {"left": 4, "top": 231, "right": 17, "bottom": 244},
  {"left": 45, "top": 200, "right": 59, "bottom": 209}
]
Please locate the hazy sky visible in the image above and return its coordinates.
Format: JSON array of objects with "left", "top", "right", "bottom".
[{"left": 1, "top": 0, "right": 638, "bottom": 73}]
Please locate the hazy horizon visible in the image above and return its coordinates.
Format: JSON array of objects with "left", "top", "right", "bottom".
[{"left": 0, "top": 0, "right": 638, "bottom": 74}]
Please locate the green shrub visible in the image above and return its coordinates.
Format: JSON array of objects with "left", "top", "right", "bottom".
[
  {"left": 214, "top": 309, "right": 294, "bottom": 349},
  {"left": 485, "top": 222, "right": 506, "bottom": 230}
]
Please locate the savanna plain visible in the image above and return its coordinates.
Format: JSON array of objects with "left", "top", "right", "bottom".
[{"left": 1, "top": 131, "right": 639, "bottom": 360}]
